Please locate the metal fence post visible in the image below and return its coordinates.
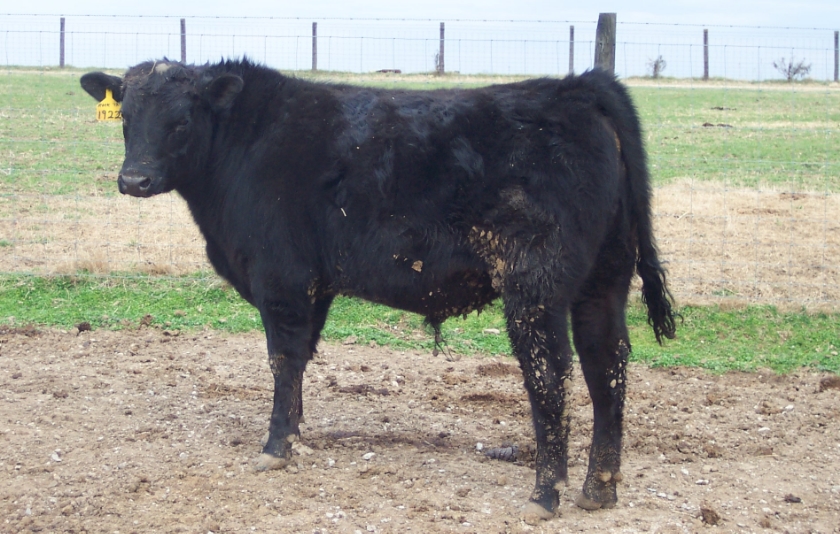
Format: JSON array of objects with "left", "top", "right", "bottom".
[
  {"left": 438, "top": 22, "right": 445, "bottom": 74},
  {"left": 180, "top": 19, "right": 186, "bottom": 63},
  {"left": 594, "top": 13, "right": 616, "bottom": 74},
  {"left": 312, "top": 22, "right": 318, "bottom": 71},
  {"left": 59, "top": 17, "right": 65, "bottom": 68},
  {"left": 704, "top": 29, "right": 710, "bottom": 80},
  {"left": 568, "top": 25, "right": 574, "bottom": 75}
]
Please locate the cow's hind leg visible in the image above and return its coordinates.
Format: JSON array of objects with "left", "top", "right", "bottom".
[
  {"left": 505, "top": 299, "right": 573, "bottom": 519},
  {"left": 571, "top": 255, "right": 634, "bottom": 509}
]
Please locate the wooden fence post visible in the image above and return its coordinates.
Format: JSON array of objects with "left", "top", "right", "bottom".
[
  {"left": 180, "top": 19, "right": 186, "bottom": 63},
  {"left": 703, "top": 29, "right": 709, "bottom": 80},
  {"left": 312, "top": 22, "right": 318, "bottom": 71},
  {"left": 59, "top": 17, "right": 65, "bottom": 68},
  {"left": 835, "top": 30, "right": 838, "bottom": 82},
  {"left": 568, "top": 25, "right": 574, "bottom": 75},
  {"left": 438, "top": 22, "right": 445, "bottom": 74},
  {"left": 594, "top": 13, "right": 616, "bottom": 74}
]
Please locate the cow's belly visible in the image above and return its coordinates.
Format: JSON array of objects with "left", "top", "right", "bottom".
[
  {"left": 336, "top": 259, "right": 499, "bottom": 322},
  {"left": 376, "top": 268, "right": 499, "bottom": 321}
]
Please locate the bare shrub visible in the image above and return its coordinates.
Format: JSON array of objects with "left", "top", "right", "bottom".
[
  {"left": 772, "top": 57, "right": 811, "bottom": 81},
  {"left": 647, "top": 55, "right": 667, "bottom": 78}
]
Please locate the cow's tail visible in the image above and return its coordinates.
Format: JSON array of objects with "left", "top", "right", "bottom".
[{"left": 589, "top": 70, "right": 677, "bottom": 343}]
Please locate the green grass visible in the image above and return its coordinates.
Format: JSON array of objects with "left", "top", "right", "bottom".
[
  {"left": 2, "top": 274, "right": 837, "bottom": 374},
  {"left": 634, "top": 84, "right": 840, "bottom": 190},
  {"left": 1, "top": 69, "right": 839, "bottom": 194}
]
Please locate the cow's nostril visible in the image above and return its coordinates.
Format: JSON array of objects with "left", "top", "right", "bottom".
[{"left": 138, "top": 178, "right": 152, "bottom": 190}]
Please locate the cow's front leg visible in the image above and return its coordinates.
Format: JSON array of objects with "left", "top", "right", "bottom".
[
  {"left": 505, "top": 300, "right": 573, "bottom": 520},
  {"left": 253, "top": 297, "right": 316, "bottom": 471}
]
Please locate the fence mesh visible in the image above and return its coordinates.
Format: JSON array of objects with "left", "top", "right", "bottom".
[{"left": 1, "top": 14, "right": 838, "bottom": 309}]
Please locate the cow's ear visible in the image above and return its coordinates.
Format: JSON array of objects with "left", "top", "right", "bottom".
[
  {"left": 80, "top": 72, "right": 123, "bottom": 102},
  {"left": 203, "top": 73, "right": 244, "bottom": 112}
]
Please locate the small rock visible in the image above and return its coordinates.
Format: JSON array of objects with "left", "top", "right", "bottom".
[
  {"left": 475, "top": 442, "right": 484, "bottom": 451},
  {"left": 362, "top": 452, "right": 375, "bottom": 461},
  {"left": 51, "top": 451, "right": 62, "bottom": 463},
  {"left": 696, "top": 479, "right": 709, "bottom": 485},
  {"left": 783, "top": 494, "right": 802, "bottom": 503},
  {"left": 482, "top": 328, "right": 501, "bottom": 335},
  {"left": 456, "top": 487, "right": 471, "bottom": 497}
]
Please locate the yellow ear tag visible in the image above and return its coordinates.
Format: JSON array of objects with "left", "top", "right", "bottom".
[{"left": 96, "top": 88, "right": 122, "bottom": 121}]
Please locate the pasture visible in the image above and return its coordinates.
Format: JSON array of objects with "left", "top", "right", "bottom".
[{"left": 1, "top": 68, "right": 839, "bottom": 532}]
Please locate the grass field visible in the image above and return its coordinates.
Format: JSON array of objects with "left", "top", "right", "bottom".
[
  {"left": 2, "top": 274, "right": 838, "bottom": 374},
  {"left": 2, "top": 68, "right": 839, "bottom": 194},
  {"left": 1, "top": 67, "right": 839, "bottom": 373}
]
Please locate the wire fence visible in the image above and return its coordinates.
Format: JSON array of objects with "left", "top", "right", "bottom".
[{"left": 1, "top": 14, "right": 839, "bottom": 310}]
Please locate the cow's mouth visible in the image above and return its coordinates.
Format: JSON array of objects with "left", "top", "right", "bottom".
[{"left": 118, "top": 174, "right": 156, "bottom": 197}]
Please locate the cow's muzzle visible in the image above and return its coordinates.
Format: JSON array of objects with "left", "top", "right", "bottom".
[{"left": 118, "top": 173, "right": 154, "bottom": 197}]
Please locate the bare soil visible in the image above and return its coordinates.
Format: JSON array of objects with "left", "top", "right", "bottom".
[
  {"left": 1, "top": 327, "right": 839, "bottom": 533},
  {"left": 2, "top": 183, "right": 839, "bottom": 309}
]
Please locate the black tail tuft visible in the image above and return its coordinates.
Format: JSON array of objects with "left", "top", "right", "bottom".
[{"left": 637, "top": 252, "right": 677, "bottom": 344}]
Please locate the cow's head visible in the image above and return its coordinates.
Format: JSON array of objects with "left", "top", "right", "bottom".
[{"left": 80, "top": 61, "right": 243, "bottom": 197}]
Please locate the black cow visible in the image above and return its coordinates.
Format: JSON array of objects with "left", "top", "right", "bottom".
[{"left": 81, "top": 59, "right": 675, "bottom": 520}]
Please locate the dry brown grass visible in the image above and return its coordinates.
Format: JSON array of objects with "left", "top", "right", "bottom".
[
  {"left": 2, "top": 184, "right": 838, "bottom": 309},
  {"left": 653, "top": 181, "right": 839, "bottom": 309}
]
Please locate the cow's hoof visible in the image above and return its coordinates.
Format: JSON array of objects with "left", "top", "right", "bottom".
[
  {"left": 253, "top": 453, "right": 288, "bottom": 472},
  {"left": 574, "top": 492, "right": 603, "bottom": 510},
  {"left": 522, "top": 502, "right": 556, "bottom": 525},
  {"left": 575, "top": 489, "right": 617, "bottom": 510}
]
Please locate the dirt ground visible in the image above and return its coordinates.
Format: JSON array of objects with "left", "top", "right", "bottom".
[
  {"left": 1, "top": 326, "right": 839, "bottom": 533},
  {"left": 1, "top": 182, "right": 838, "bottom": 309}
]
